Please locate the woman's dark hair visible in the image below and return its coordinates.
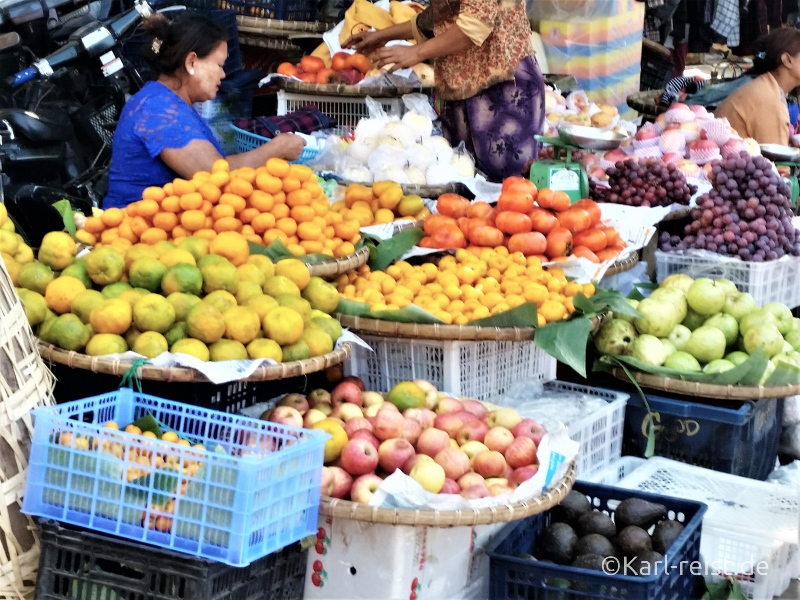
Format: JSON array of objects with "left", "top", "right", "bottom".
[
  {"left": 750, "top": 27, "right": 800, "bottom": 76},
  {"left": 140, "top": 12, "right": 227, "bottom": 78}
]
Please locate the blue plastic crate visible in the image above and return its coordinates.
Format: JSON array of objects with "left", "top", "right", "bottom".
[
  {"left": 231, "top": 125, "right": 320, "bottom": 165},
  {"left": 622, "top": 389, "right": 782, "bottom": 480},
  {"left": 22, "top": 388, "right": 328, "bottom": 567},
  {"left": 487, "top": 482, "right": 708, "bottom": 600}
]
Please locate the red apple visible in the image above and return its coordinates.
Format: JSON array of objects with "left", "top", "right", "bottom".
[
  {"left": 343, "top": 417, "right": 373, "bottom": 438},
  {"left": 440, "top": 478, "right": 460, "bottom": 494},
  {"left": 472, "top": 450, "right": 508, "bottom": 478},
  {"left": 489, "top": 483, "right": 515, "bottom": 497},
  {"left": 378, "top": 438, "right": 416, "bottom": 474},
  {"left": 436, "top": 397, "right": 463, "bottom": 415},
  {"left": 328, "top": 466, "right": 353, "bottom": 499},
  {"left": 413, "top": 379, "right": 437, "bottom": 395},
  {"left": 403, "top": 408, "right": 436, "bottom": 430},
  {"left": 510, "top": 465, "right": 539, "bottom": 486},
  {"left": 331, "top": 381, "right": 363, "bottom": 408},
  {"left": 268, "top": 406, "right": 303, "bottom": 428},
  {"left": 433, "top": 447, "right": 471, "bottom": 481},
  {"left": 360, "top": 391, "right": 384, "bottom": 408},
  {"left": 504, "top": 437, "right": 537, "bottom": 469},
  {"left": 340, "top": 438, "right": 379, "bottom": 476},
  {"left": 308, "top": 389, "right": 331, "bottom": 408},
  {"left": 402, "top": 453, "right": 433, "bottom": 475},
  {"left": 460, "top": 399, "right": 489, "bottom": 420},
  {"left": 485, "top": 477, "right": 509, "bottom": 488},
  {"left": 320, "top": 466, "right": 335, "bottom": 496},
  {"left": 457, "top": 472, "right": 486, "bottom": 490},
  {"left": 341, "top": 375, "right": 365, "bottom": 391},
  {"left": 416, "top": 427, "right": 450, "bottom": 457},
  {"left": 461, "top": 440, "right": 490, "bottom": 463},
  {"left": 484, "top": 427, "right": 514, "bottom": 453},
  {"left": 486, "top": 408, "right": 522, "bottom": 430},
  {"left": 460, "top": 484, "right": 491, "bottom": 499},
  {"left": 331, "top": 51, "right": 349, "bottom": 72},
  {"left": 279, "top": 393, "right": 309, "bottom": 415},
  {"left": 350, "top": 429, "right": 380, "bottom": 451},
  {"left": 331, "top": 403, "right": 364, "bottom": 423},
  {"left": 327, "top": 417, "right": 346, "bottom": 428},
  {"left": 350, "top": 473, "right": 383, "bottom": 503},
  {"left": 512, "top": 418, "right": 546, "bottom": 445},
  {"left": 379, "top": 402, "right": 399, "bottom": 413},
  {"left": 455, "top": 411, "right": 479, "bottom": 425},
  {"left": 402, "top": 418, "right": 422, "bottom": 446},
  {"left": 303, "top": 408, "right": 328, "bottom": 429},
  {"left": 373, "top": 409, "right": 406, "bottom": 441},
  {"left": 456, "top": 420, "right": 489, "bottom": 445},
  {"left": 635, "top": 128, "right": 658, "bottom": 141},
  {"left": 433, "top": 412, "right": 464, "bottom": 438}
]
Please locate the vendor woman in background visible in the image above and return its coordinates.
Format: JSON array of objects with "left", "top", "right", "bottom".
[
  {"left": 104, "top": 12, "right": 305, "bottom": 209},
  {"left": 343, "top": 0, "right": 544, "bottom": 182},
  {"left": 715, "top": 27, "right": 800, "bottom": 146}
]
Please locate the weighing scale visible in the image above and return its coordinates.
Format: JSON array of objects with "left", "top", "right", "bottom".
[
  {"left": 760, "top": 144, "right": 800, "bottom": 210},
  {"left": 530, "top": 124, "right": 629, "bottom": 202}
]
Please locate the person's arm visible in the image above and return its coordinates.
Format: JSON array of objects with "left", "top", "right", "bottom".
[
  {"left": 160, "top": 133, "right": 306, "bottom": 177},
  {"left": 343, "top": 21, "right": 414, "bottom": 55}
]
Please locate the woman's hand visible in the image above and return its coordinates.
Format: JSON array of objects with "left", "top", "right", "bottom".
[
  {"left": 373, "top": 45, "right": 422, "bottom": 72},
  {"left": 268, "top": 133, "right": 306, "bottom": 160},
  {"left": 343, "top": 29, "right": 389, "bottom": 56}
]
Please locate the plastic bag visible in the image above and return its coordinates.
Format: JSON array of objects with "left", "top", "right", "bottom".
[
  {"left": 402, "top": 93, "right": 438, "bottom": 121},
  {"left": 450, "top": 141, "right": 476, "bottom": 179},
  {"left": 783, "top": 395, "right": 800, "bottom": 426},
  {"left": 306, "top": 135, "right": 348, "bottom": 172},
  {"left": 766, "top": 460, "right": 800, "bottom": 486},
  {"left": 780, "top": 423, "right": 800, "bottom": 459}
]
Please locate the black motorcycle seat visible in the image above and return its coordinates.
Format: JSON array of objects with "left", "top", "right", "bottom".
[{"left": 0, "top": 107, "right": 73, "bottom": 144}]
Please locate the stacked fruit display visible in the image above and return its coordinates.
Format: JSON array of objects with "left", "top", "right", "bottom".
[
  {"left": 420, "top": 179, "right": 626, "bottom": 262},
  {"left": 330, "top": 181, "right": 431, "bottom": 226},
  {"left": 589, "top": 158, "right": 697, "bottom": 207},
  {"left": 75, "top": 159, "right": 357, "bottom": 258},
  {"left": 13, "top": 229, "right": 343, "bottom": 362},
  {"left": 542, "top": 90, "right": 634, "bottom": 137},
  {"left": 277, "top": 52, "right": 372, "bottom": 85},
  {"left": 265, "top": 378, "right": 545, "bottom": 503},
  {"left": 337, "top": 250, "right": 594, "bottom": 325},
  {"left": 659, "top": 151, "right": 800, "bottom": 260},
  {"left": 534, "top": 490, "right": 685, "bottom": 577},
  {"left": 594, "top": 274, "right": 800, "bottom": 380}
]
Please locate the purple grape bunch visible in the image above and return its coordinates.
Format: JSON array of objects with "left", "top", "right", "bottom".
[
  {"left": 590, "top": 158, "right": 696, "bottom": 207},
  {"left": 659, "top": 151, "right": 800, "bottom": 261}
]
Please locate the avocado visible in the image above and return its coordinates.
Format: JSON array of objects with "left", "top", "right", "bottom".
[
  {"left": 651, "top": 520, "right": 684, "bottom": 554},
  {"left": 574, "top": 533, "right": 615, "bottom": 559},
  {"left": 615, "top": 526, "right": 653, "bottom": 557},
  {"left": 575, "top": 511, "right": 617, "bottom": 539},
  {"left": 614, "top": 498, "right": 667, "bottom": 532},
  {"left": 630, "top": 550, "right": 664, "bottom": 576},
  {"left": 571, "top": 553, "right": 606, "bottom": 571},
  {"left": 550, "top": 490, "right": 591, "bottom": 525},
  {"left": 538, "top": 522, "right": 578, "bottom": 565}
]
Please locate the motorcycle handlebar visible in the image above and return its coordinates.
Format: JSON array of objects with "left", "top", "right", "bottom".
[{"left": 9, "top": 66, "right": 37, "bottom": 87}]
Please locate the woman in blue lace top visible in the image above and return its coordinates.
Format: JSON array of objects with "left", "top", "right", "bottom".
[{"left": 104, "top": 12, "right": 305, "bottom": 208}]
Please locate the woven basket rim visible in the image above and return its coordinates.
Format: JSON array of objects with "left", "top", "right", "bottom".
[
  {"left": 610, "top": 368, "right": 800, "bottom": 400},
  {"left": 234, "top": 15, "right": 331, "bottom": 32},
  {"left": 626, "top": 90, "right": 666, "bottom": 117},
  {"left": 307, "top": 245, "right": 369, "bottom": 278},
  {"left": 37, "top": 342, "right": 351, "bottom": 383},
  {"left": 336, "top": 313, "right": 537, "bottom": 340},
  {"left": 319, "top": 462, "right": 575, "bottom": 525},
  {"left": 273, "top": 77, "right": 434, "bottom": 97},
  {"left": 603, "top": 253, "right": 639, "bottom": 277},
  {"left": 334, "top": 179, "right": 475, "bottom": 200}
]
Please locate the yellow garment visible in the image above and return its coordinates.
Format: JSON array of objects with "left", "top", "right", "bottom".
[
  {"left": 311, "top": 0, "right": 423, "bottom": 66},
  {"left": 714, "top": 72, "right": 790, "bottom": 145}
]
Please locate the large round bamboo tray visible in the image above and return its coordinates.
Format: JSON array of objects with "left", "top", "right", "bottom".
[
  {"left": 610, "top": 368, "right": 800, "bottom": 401},
  {"left": 235, "top": 16, "right": 331, "bottom": 34},
  {"left": 337, "top": 314, "right": 537, "bottom": 340},
  {"left": 320, "top": 462, "right": 575, "bottom": 525},
  {"left": 273, "top": 77, "right": 433, "bottom": 98},
  {"left": 238, "top": 34, "right": 298, "bottom": 51},
  {"left": 626, "top": 90, "right": 666, "bottom": 118},
  {"left": 603, "top": 252, "right": 639, "bottom": 277},
  {"left": 37, "top": 342, "right": 351, "bottom": 383},
  {"left": 306, "top": 245, "right": 369, "bottom": 278}
]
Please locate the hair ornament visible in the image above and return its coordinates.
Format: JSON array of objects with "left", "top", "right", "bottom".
[
  {"left": 152, "top": 37, "right": 162, "bottom": 54},
  {"left": 757, "top": 51, "right": 766, "bottom": 59}
]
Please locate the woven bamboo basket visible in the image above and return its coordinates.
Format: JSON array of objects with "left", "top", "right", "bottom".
[
  {"left": 0, "top": 259, "right": 54, "bottom": 598},
  {"left": 235, "top": 15, "right": 331, "bottom": 33},
  {"left": 337, "top": 314, "right": 537, "bottom": 341},
  {"left": 238, "top": 33, "right": 298, "bottom": 51},
  {"left": 603, "top": 252, "right": 640, "bottom": 277},
  {"left": 273, "top": 77, "right": 433, "bottom": 98},
  {"left": 610, "top": 368, "right": 800, "bottom": 401},
  {"left": 336, "top": 179, "right": 475, "bottom": 200},
  {"left": 626, "top": 89, "right": 666, "bottom": 118},
  {"left": 319, "top": 462, "right": 575, "bottom": 525},
  {"left": 37, "top": 342, "right": 351, "bottom": 383},
  {"left": 306, "top": 245, "right": 369, "bottom": 279}
]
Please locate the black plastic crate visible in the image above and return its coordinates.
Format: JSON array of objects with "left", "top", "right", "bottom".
[
  {"left": 640, "top": 38, "right": 673, "bottom": 91},
  {"left": 35, "top": 520, "right": 307, "bottom": 600},
  {"left": 622, "top": 389, "right": 782, "bottom": 480},
  {"left": 487, "top": 482, "right": 707, "bottom": 600}
]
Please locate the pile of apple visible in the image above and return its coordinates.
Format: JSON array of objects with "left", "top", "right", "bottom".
[
  {"left": 276, "top": 53, "right": 372, "bottom": 86},
  {"left": 264, "top": 377, "right": 545, "bottom": 503},
  {"left": 594, "top": 274, "right": 800, "bottom": 381}
]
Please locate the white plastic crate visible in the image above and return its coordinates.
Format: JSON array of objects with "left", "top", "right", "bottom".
[
  {"left": 346, "top": 336, "right": 557, "bottom": 403},
  {"left": 578, "top": 455, "right": 647, "bottom": 484},
  {"left": 512, "top": 381, "right": 629, "bottom": 478},
  {"left": 655, "top": 250, "right": 800, "bottom": 308},
  {"left": 277, "top": 90, "right": 404, "bottom": 132},
  {"left": 616, "top": 457, "right": 800, "bottom": 599}
]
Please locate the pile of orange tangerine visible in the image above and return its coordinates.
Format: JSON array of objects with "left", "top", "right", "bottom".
[{"left": 78, "top": 158, "right": 361, "bottom": 258}]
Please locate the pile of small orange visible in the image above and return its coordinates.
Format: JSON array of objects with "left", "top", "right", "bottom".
[
  {"left": 336, "top": 248, "right": 595, "bottom": 325},
  {"left": 329, "top": 181, "right": 432, "bottom": 227},
  {"left": 77, "top": 158, "right": 360, "bottom": 258}
]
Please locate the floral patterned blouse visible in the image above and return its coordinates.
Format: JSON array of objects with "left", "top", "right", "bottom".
[{"left": 411, "top": 0, "right": 533, "bottom": 101}]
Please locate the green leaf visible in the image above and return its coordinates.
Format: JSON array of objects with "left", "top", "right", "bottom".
[
  {"left": 247, "top": 240, "right": 331, "bottom": 265},
  {"left": 131, "top": 415, "right": 164, "bottom": 439},
  {"left": 336, "top": 297, "right": 445, "bottom": 324},
  {"left": 626, "top": 282, "right": 659, "bottom": 301},
  {"left": 469, "top": 303, "right": 538, "bottom": 328},
  {"left": 572, "top": 290, "right": 641, "bottom": 319},
  {"left": 53, "top": 199, "right": 77, "bottom": 239},
  {"left": 535, "top": 317, "right": 593, "bottom": 377},
  {"left": 366, "top": 228, "right": 426, "bottom": 272},
  {"left": 610, "top": 359, "right": 656, "bottom": 457},
  {"left": 764, "top": 359, "right": 800, "bottom": 386},
  {"left": 700, "top": 577, "right": 749, "bottom": 600}
]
